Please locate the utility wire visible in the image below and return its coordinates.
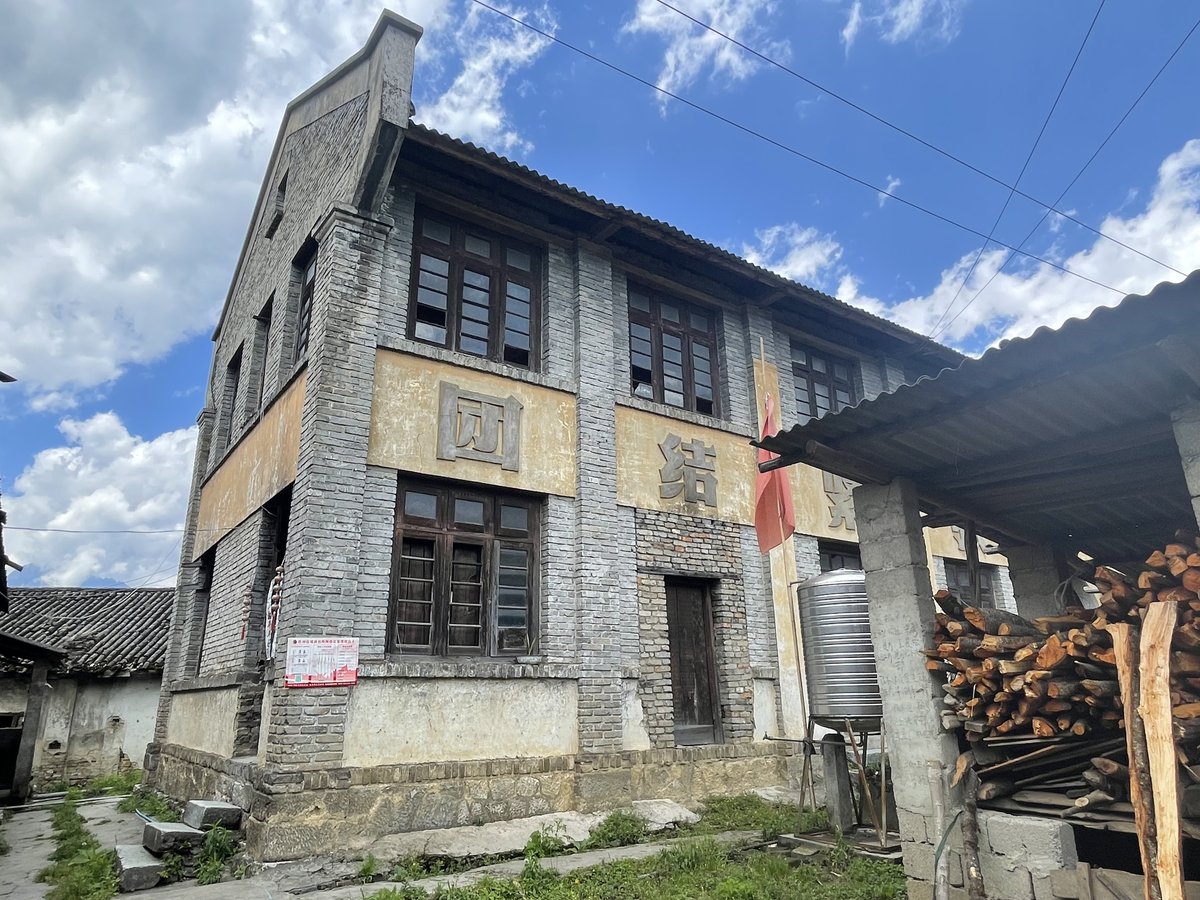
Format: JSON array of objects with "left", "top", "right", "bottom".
[
  {"left": 7, "top": 526, "right": 183, "bottom": 534},
  {"left": 927, "top": 0, "right": 1106, "bottom": 339},
  {"left": 930, "top": 12, "right": 1200, "bottom": 342},
  {"left": 651, "top": 0, "right": 1184, "bottom": 279},
  {"left": 469, "top": 0, "right": 1123, "bottom": 296}
]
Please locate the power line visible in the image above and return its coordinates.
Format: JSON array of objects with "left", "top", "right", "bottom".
[
  {"left": 8, "top": 526, "right": 184, "bottom": 535},
  {"left": 469, "top": 0, "right": 1124, "bottom": 297},
  {"left": 930, "top": 12, "right": 1200, "bottom": 342},
  {"left": 928, "top": 0, "right": 1106, "bottom": 339},
  {"left": 651, "top": 0, "right": 1185, "bottom": 279}
]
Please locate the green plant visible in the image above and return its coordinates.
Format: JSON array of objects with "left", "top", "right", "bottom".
[
  {"left": 193, "top": 825, "right": 238, "bottom": 885},
  {"left": 195, "top": 856, "right": 224, "bottom": 885},
  {"left": 36, "top": 798, "right": 118, "bottom": 900},
  {"left": 358, "top": 852, "right": 381, "bottom": 882},
  {"left": 581, "top": 809, "right": 647, "bottom": 850},
  {"left": 117, "top": 788, "right": 179, "bottom": 821},
  {"left": 685, "top": 794, "right": 798, "bottom": 840},
  {"left": 524, "top": 821, "right": 567, "bottom": 859},
  {"left": 233, "top": 862, "right": 250, "bottom": 880},
  {"left": 796, "top": 806, "right": 832, "bottom": 834},
  {"left": 159, "top": 852, "right": 186, "bottom": 883},
  {"left": 83, "top": 770, "right": 141, "bottom": 797}
]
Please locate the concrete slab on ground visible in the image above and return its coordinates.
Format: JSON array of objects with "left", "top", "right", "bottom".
[
  {"left": 116, "top": 844, "right": 163, "bottom": 892},
  {"left": 79, "top": 797, "right": 145, "bottom": 849},
  {"left": 182, "top": 801, "right": 242, "bottom": 831},
  {"left": 0, "top": 806, "right": 53, "bottom": 900}
]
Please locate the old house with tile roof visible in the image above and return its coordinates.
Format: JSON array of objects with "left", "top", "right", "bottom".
[
  {"left": 0, "top": 587, "right": 172, "bottom": 792},
  {"left": 149, "top": 11, "right": 1012, "bottom": 859}
]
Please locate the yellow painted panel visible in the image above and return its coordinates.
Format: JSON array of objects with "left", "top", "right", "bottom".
[
  {"left": 614, "top": 405, "right": 758, "bottom": 524},
  {"left": 195, "top": 372, "right": 306, "bottom": 558},
  {"left": 367, "top": 350, "right": 577, "bottom": 497}
]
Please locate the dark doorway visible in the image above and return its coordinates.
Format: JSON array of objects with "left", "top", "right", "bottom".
[{"left": 665, "top": 578, "right": 721, "bottom": 746}]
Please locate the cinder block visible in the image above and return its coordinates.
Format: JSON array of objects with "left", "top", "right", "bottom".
[
  {"left": 143, "top": 821, "right": 205, "bottom": 855},
  {"left": 182, "top": 800, "right": 243, "bottom": 830},
  {"left": 116, "top": 844, "right": 162, "bottom": 891}
]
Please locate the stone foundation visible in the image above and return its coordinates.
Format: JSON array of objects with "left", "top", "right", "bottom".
[{"left": 148, "top": 740, "right": 801, "bottom": 861}]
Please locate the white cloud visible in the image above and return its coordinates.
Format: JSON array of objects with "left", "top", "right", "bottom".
[
  {"left": 417, "top": 2, "right": 555, "bottom": 154},
  {"left": 843, "top": 0, "right": 969, "bottom": 52},
  {"left": 5, "top": 413, "right": 196, "bottom": 587},
  {"left": 0, "top": 0, "right": 545, "bottom": 404},
  {"left": 878, "top": 174, "right": 902, "bottom": 207},
  {"left": 623, "top": 0, "right": 788, "bottom": 111},
  {"left": 742, "top": 223, "right": 843, "bottom": 287},
  {"left": 841, "top": 1, "right": 864, "bottom": 51}
]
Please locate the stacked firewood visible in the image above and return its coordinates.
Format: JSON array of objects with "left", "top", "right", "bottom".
[{"left": 929, "top": 530, "right": 1200, "bottom": 752}]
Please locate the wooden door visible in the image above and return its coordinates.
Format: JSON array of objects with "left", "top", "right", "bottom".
[{"left": 666, "top": 579, "right": 720, "bottom": 746}]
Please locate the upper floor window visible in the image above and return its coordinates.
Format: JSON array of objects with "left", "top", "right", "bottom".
[
  {"left": 221, "top": 345, "right": 243, "bottom": 449},
  {"left": 791, "top": 343, "right": 855, "bottom": 420},
  {"left": 294, "top": 248, "right": 317, "bottom": 360},
  {"left": 819, "top": 541, "right": 862, "bottom": 572},
  {"left": 409, "top": 212, "right": 539, "bottom": 369},
  {"left": 628, "top": 286, "right": 720, "bottom": 416},
  {"left": 390, "top": 479, "right": 538, "bottom": 657}
]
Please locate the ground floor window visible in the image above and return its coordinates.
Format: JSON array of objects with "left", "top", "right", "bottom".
[
  {"left": 944, "top": 559, "right": 996, "bottom": 608},
  {"left": 390, "top": 478, "right": 538, "bottom": 656}
]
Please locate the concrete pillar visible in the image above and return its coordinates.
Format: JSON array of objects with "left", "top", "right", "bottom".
[
  {"left": 1004, "top": 545, "right": 1064, "bottom": 619},
  {"left": 853, "top": 478, "right": 958, "bottom": 895},
  {"left": 821, "top": 733, "right": 855, "bottom": 834},
  {"left": 1172, "top": 400, "right": 1200, "bottom": 530},
  {"left": 13, "top": 661, "right": 50, "bottom": 801}
]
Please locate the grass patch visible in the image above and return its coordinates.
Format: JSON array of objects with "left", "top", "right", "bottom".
[
  {"left": 683, "top": 794, "right": 816, "bottom": 841},
  {"left": 195, "top": 825, "right": 239, "bottom": 885},
  {"left": 579, "top": 809, "right": 647, "bottom": 850},
  {"left": 36, "top": 797, "right": 117, "bottom": 900},
  {"left": 363, "top": 837, "right": 905, "bottom": 900},
  {"left": 82, "top": 770, "right": 142, "bottom": 797},
  {"left": 116, "top": 787, "right": 180, "bottom": 821}
]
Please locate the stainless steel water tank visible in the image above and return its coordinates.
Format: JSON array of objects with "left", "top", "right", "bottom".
[{"left": 797, "top": 569, "right": 883, "bottom": 731}]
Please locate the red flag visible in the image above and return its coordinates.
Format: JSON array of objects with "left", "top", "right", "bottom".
[{"left": 755, "top": 392, "right": 796, "bottom": 553}]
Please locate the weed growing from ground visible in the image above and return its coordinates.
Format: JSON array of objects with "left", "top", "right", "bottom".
[
  {"left": 195, "top": 825, "right": 239, "bottom": 885},
  {"left": 580, "top": 809, "right": 646, "bottom": 850},
  {"left": 82, "top": 770, "right": 141, "bottom": 797},
  {"left": 682, "top": 794, "right": 798, "bottom": 840},
  {"left": 116, "top": 787, "right": 179, "bottom": 821},
  {"left": 524, "top": 821, "right": 568, "bottom": 860},
  {"left": 358, "top": 852, "right": 381, "bottom": 882},
  {"left": 36, "top": 797, "right": 117, "bottom": 900},
  {"left": 159, "top": 852, "right": 186, "bottom": 883}
]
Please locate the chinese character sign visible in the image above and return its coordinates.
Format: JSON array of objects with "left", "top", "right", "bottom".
[
  {"left": 822, "top": 471, "right": 858, "bottom": 531},
  {"left": 659, "top": 433, "right": 718, "bottom": 507},
  {"left": 284, "top": 636, "right": 359, "bottom": 688},
  {"left": 436, "top": 381, "right": 523, "bottom": 471}
]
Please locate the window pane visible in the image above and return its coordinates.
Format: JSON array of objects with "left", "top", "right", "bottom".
[
  {"left": 460, "top": 336, "right": 488, "bottom": 356},
  {"left": 460, "top": 317, "right": 489, "bottom": 339},
  {"left": 420, "top": 254, "right": 449, "bottom": 276},
  {"left": 417, "top": 287, "right": 448, "bottom": 312},
  {"left": 422, "top": 219, "right": 451, "bottom": 244},
  {"left": 692, "top": 342, "right": 710, "bottom": 362},
  {"left": 415, "top": 322, "right": 446, "bottom": 344},
  {"left": 462, "top": 284, "right": 490, "bottom": 305},
  {"left": 630, "top": 291, "right": 651, "bottom": 312},
  {"left": 465, "top": 233, "right": 491, "bottom": 257},
  {"left": 662, "top": 333, "right": 682, "bottom": 351},
  {"left": 630, "top": 322, "right": 651, "bottom": 341},
  {"left": 500, "top": 504, "right": 528, "bottom": 533},
  {"left": 404, "top": 491, "right": 437, "bottom": 520},
  {"left": 506, "top": 282, "right": 530, "bottom": 302},
  {"left": 419, "top": 269, "right": 448, "bottom": 293},
  {"left": 791, "top": 347, "right": 807, "bottom": 366},
  {"left": 689, "top": 310, "right": 709, "bottom": 331},
  {"left": 664, "top": 390, "right": 684, "bottom": 407},
  {"left": 697, "top": 396, "right": 714, "bottom": 416},
  {"left": 454, "top": 498, "right": 484, "bottom": 525},
  {"left": 507, "top": 247, "right": 532, "bottom": 271},
  {"left": 660, "top": 302, "right": 680, "bottom": 323},
  {"left": 662, "top": 345, "right": 683, "bottom": 365},
  {"left": 833, "top": 363, "right": 849, "bottom": 381},
  {"left": 504, "top": 330, "right": 530, "bottom": 351},
  {"left": 395, "top": 537, "right": 435, "bottom": 648},
  {"left": 811, "top": 355, "right": 827, "bottom": 374},
  {"left": 463, "top": 269, "right": 489, "bottom": 289}
]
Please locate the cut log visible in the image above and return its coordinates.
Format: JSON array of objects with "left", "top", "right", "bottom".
[
  {"left": 1033, "top": 615, "right": 1086, "bottom": 634},
  {"left": 1146, "top": 550, "right": 1171, "bottom": 572},
  {"left": 1072, "top": 789, "right": 1115, "bottom": 811},
  {"left": 1166, "top": 542, "right": 1192, "bottom": 559},
  {"left": 976, "top": 778, "right": 1015, "bottom": 801},
  {"left": 1158, "top": 586, "right": 1199, "bottom": 604},
  {"left": 1139, "top": 570, "right": 1172, "bottom": 591},
  {"left": 1031, "top": 717, "right": 1058, "bottom": 738}
]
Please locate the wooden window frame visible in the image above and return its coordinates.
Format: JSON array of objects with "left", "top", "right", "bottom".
[
  {"left": 628, "top": 285, "right": 721, "bottom": 417},
  {"left": 294, "top": 247, "right": 317, "bottom": 361},
  {"left": 945, "top": 560, "right": 996, "bottom": 609},
  {"left": 389, "top": 478, "right": 539, "bottom": 657},
  {"left": 790, "top": 342, "right": 856, "bottom": 421},
  {"left": 408, "top": 209, "right": 541, "bottom": 370}
]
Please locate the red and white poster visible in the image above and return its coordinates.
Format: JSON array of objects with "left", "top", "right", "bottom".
[{"left": 283, "top": 636, "right": 359, "bottom": 687}]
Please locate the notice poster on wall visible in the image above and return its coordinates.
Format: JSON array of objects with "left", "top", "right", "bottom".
[{"left": 283, "top": 636, "right": 359, "bottom": 688}]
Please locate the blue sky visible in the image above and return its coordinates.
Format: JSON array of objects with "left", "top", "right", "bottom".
[{"left": 1, "top": 0, "right": 1198, "bottom": 587}]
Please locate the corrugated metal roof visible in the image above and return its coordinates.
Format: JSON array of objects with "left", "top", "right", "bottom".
[
  {"left": 757, "top": 271, "right": 1200, "bottom": 561},
  {"left": 402, "top": 125, "right": 961, "bottom": 364},
  {"left": 0, "top": 587, "right": 173, "bottom": 675}
]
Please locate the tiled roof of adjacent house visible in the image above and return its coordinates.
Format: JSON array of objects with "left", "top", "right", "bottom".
[{"left": 0, "top": 587, "right": 173, "bottom": 675}]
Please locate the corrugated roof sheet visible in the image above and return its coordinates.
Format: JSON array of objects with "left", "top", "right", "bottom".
[
  {"left": 757, "top": 271, "right": 1200, "bottom": 561},
  {"left": 0, "top": 587, "right": 173, "bottom": 675}
]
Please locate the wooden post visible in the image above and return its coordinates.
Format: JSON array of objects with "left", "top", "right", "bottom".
[
  {"left": 1110, "top": 622, "right": 1161, "bottom": 900},
  {"left": 961, "top": 769, "right": 987, "bottom": 900},
  {"left": 1139, "top": 602, "right": 1185, "bottom": 900},
  {"left": 11, "top": 660, "right": 50, "bottom": 802}
]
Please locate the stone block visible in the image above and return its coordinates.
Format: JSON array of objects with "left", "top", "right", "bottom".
[
  {"left": 183, "top": 799, "right": 244, "bottom": 830},
  {"left": 143, "top": 821, "right": 205, "bottom": 855},
  {"left": 629, "top": 799, "right": 699, "bottom": 830},
  {"left": 116, "top": 844, "right": 162, "bottom": 892}
]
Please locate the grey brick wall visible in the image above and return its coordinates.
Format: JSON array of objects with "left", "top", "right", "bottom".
[
  {"left": 634, "top": 509, "right": 755, "bottom": 746},
  {"left": 573, "top": 242, "right": 627, "bottom": 753},
  {"left": 355, "top": 466, "right": 397, "bottom": 660},
  {"left": 739, "top": 526, "right": 776, "bottom": 670},
  {"left": 720, "top": 304, "right": 754, "bottom": 430},
  {"left": 540, "top": 494, "right": 578, "bottom": 664},
  {"left": 544, "top": 242, "right": 576, "bottom": 381},
  {"left": 199, "top": 510, "right": 272, "bottom": 676},
  {"left": 377, "top": 184, "right": 415, "bottom": 344}
]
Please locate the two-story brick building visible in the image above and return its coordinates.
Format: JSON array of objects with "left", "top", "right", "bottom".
[{"left": 148, "top": 11, "right": 1009, "bottom": 859}]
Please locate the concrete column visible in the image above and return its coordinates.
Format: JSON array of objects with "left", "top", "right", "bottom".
[
  {"left": 1005, "top": 545, "right": 1064, "bottom": 619},
  {"left": 13, "top": 661, "right": 50, "bottom": 801},
  {"left": 853, "top": 478, "right": 958, "bottom": 895},
  {"left": 1172, "top": 400, "right": 1200, "bottom": 530}
]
